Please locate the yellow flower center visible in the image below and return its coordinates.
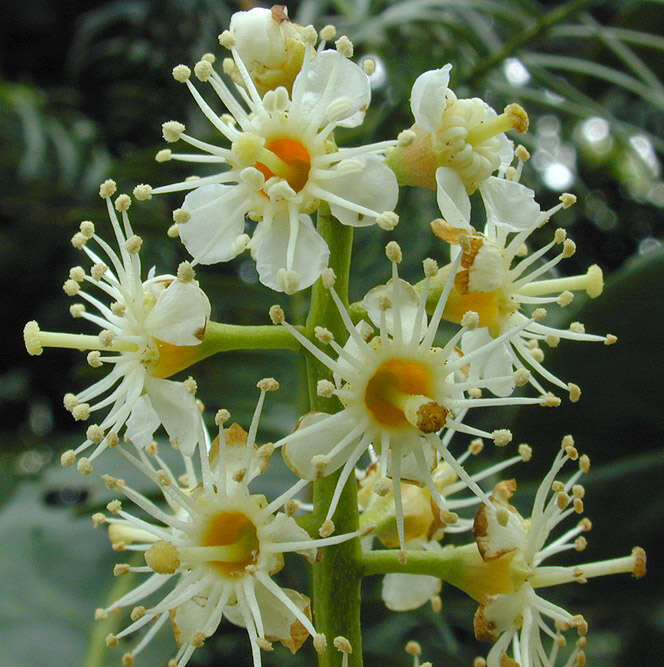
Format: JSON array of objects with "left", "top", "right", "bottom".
[
  {"left": 255, "top": 136, "right": 311, "bottom": 193},
  {"left": 202, "top": 511, "right": 260, "bottom": 577},
  {"left": 364, "top": 358, "right": 446, "bottom": 432}
]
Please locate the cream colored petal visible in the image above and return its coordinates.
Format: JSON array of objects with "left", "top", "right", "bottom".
[
  {"left": 382, "top": 572, "right": 441, "bottom": 611},
  {"left": 410, "top": 65, "right": 452, "bottom": 132}
]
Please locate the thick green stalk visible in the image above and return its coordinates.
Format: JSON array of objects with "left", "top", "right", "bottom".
[{"left": 306, "top": 206, "right": 363, "bottom": 666}]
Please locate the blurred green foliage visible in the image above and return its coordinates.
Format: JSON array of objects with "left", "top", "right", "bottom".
[{"left": 2, "top": 1, "right": 663, "bottom": 665}]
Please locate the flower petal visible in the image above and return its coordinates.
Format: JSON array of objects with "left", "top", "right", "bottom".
[
  {"left": 381, "top": 572, "right": 441, "bottom": 611},
  {"left": 324, "top": 157, "right": 399, "bottom": 227},
  {"left": 144, "top": 377, "right": 201, "bottom": 456},
  {"left": 281, "top": 411, "right": 361, "bottom": 480},
  {"left": 462, "top": 328, "right": 515, "bottom": 397},
  {"left": 410, "top": 65, "right": 452, "bottom": 132},
  {"left": 436, "top": 166, "right": 471, "bottom": 230},
  {"left": 179, "top": 184, "right": 246, "bottom": 264},
  {"left": 125, "top": 394, "right": 160, "bottom": 449},
  {"left": 479, "top": 177, "right": 540, "bottom": 234},
  {"left": 145, "top": 279, "right": 211, "bottom": 346},
  {"left": 260, "top": 513, "right": 317, "bottom": 563},
  {"left": 363, "top": 279, "right": 427, "bottom": 342},
  {"left": 253, "top": 213, "right": 329, "bottom": 293},
  {"left": 292, "top": 50, "right": 370, "bottom": 129}
]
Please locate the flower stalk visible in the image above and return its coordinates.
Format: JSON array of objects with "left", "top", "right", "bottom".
[{"left": 307, "top": 205, "right": 363, "bottom": 666}]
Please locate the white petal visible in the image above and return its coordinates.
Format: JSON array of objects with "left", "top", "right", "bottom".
[
  {"left": 333, "top": 321, "right": 373, "bottom": 385},
  {"left": 479, "top": 177, "right": 540, "bottom": 234},
  {"left": 292, "top": 50, "right": 370, "bottom": 129},
  {"left": 498, "top": 134, "right": 515, "bottom": 173},
  {"left": 281, "top": 411, "right": 360, "bottom": 480},
  {"left": 145, "top": 279, "right": 211, "bottom": 346},
  {"left": 461, "top": 328, "right": 514, "bottom": 397},
  {"left": 382, "top": 572, "right": 441, "bottom": 611},
  {"left": 179, "top": 184, "right": 246, "bottom": 264},
  {"left": 125, "top": 394, "right": 160, "bottom": 449},
  {"left": 253, "top": 581, "right": 311, "bottom": 650},
  {"left": 436, "top": 166, "right": 471, "bottom": 230},
  {"left": 410, "top": 65, "right": 452, "bottom": 132},
  {"left": 324, "top": 157, "right": 398, "bottom": 227},
  {"left": 144, "top": 377, "right": 201, "bottom": 456},
  {"left": 363, "top": 279, "right": 426, "bottom": 341},
  {"left": 253, "top": 213, "right": 329, "bottom": 293},
  {"left": 260, "top": 513, "right": 317, "bottom": 562},
  {"left": 171, "top": 595, "right": 217, "bottom": 644},
  {"left": 230, "top": 8, "right": 287, "bottom": 70}
]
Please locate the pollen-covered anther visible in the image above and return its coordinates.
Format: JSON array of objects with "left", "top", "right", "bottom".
[
  {"left": 91, "top": 512, "right": 106, "bottom": 527},
  {"left": 125, "top": 235, "right": 143, "bottom": 254},
  {"left": 89, "top": 262, "right": 107, "bottom": 281},
  {"left": 540, "top": 392, "right": 561, "bottom": 407},
  {"left": 71, "top": 232, "right": 88, "bottom": 248},
  {"left": 122, "top": 653, "right": 135, "bottom": 667},
  {"left": 86, "top": 424, "right": 104, "bottom": 443},
  {"left": 575, "top": 536, "right": 588, "bottom": 552},
  {"left": 554, "top": 228, "right": 567, "bottom": 244},
  {"left": 167, "top": 224, "right": 179, "bottom": 238},
  {"left": 313, "top": 633, "right": 328, "bottom": 654},
  {"left": 218, "top": 29, "right": 236, "bottom": 48},
  {"left": 545, "top": 334, "right": 560, "bottom": 348},
  {"left": 60, "top": 450, "right": 76, "bottom": 467},
  {"left": 515, "top": 144, "right": 531, "bottom": 161},
  {"left": 23, "top": 321, "right": 43, "bottom": 356},
  {"left": 385, "top": 241, "right": 402, "bottom": 263},
  {"left": 63, "top": 279, "right": 80, "bottom": 296},
  {"left": 405, "top": 640, "right": 422, "bottom": 656},
  {"left": 69, "top": 266, "right": 85, "bottom": 282},
  {"left": 202, "top": 52, "right": 215, "bottom": 65},
  {"left": 568, "top": 383, "right": 581, "bottom": 402},
  {"left": 562, "top": 239, "right": 577, "bottom": 258},
  {"left": 72, "top": 403, "right": 91, "bottom": 421},
  {"left": 319, "top": 519, "right": 335, "bottom": 538},
  {"left": 335, "top": 35, "right": 354, "bottom": 57},
  {"left": 99, "top": 179, "right": 117, "bottom": 199},
  {"left": 519, "top": 444, "right": 533, "bottom": 461},
  {"left": 580, "top": 517, "right": 592, "bottom": 532},
  {"left": 397, "top": 129, "right": 416, "bottom": 147},
  {"left": 76, "top": 457, "right": 92, "bottom": 474},
  {"left": 114, "top": 194, "right": 131, "bottom": 212},
  {"left": 376, "top": 211, "right": 399, "bottom": 231},
  {"left": 492, "top": 429, "right": 512, "bottom": 447},
  {"left": 171, "top": 64, "right": 191, "bottom": 82},
  {"left": 107, "top": 499, "right": 122, "bottom": 514},
  {"left": 129, "top": 605, "right": 146, "bottom": 622},
  {"left": 315, "top": 326, "right": 334, "bottom": 344},
  {"left": 133, "top": 184, "right": 152, "bottom": 201},
  {"left": 70, "top": 303, "right": 86, "bottom": 318},
  {"left": 632, "top": 546, "right": 647, "bottom": 578},
  {"left": 440, "top": 509, "right": 459, "bottom": 525},
  {"left": 145, "top": 540, "right": 180, "bottom": 574},
  {"left": 469, "top": 438, "right": 484, "bottom": 455},
  {"left": 560, "top": 193, "right": 577, "bottom": 209},
  {"left": 317, "top": 379, "right": 336, "bottom": 398},
  {"left": 362, "top": 58, "right": 376, "bottom": 75},
  {"left": 162, "top": 120, "right": 186, "bottom": 143},
  {"left": 334, "top": 636, "right": 352, "bottom": 654},
  {"left": 422, "top": 257, "right": 438, "bottom": 277},
  {"left": 461, "top": 310, "right": 480, "bottom": 329},
  {"left": 113, "top": 563, "right": 131, "bottom": 576},
  {"left": 557, "top": 290, "right": 574, "bottom": 307},
  {"left": 155, "top": 149, "right": 172, "bottom": 162},
  {"left": 105, "top": 633, "right": 118, "bottom": 647},
  {"left": 513, "top": 368, "right": 530, "bottom": 386},
  {"left": 579, "top": 454, "right": 590, "bottom": 472},
  {"left": 319, "top": 24, "right": 337, "bottom": 41},
  {"left": 321, "top": 267, "right": 337, "bottom": 289},
  {"left": 257, "top": 377, "right": 279, "bottom": 392},
  {"left": 256, "top": 637, "right": 273, "bottom": 651},
  {"left": 194, "top": 59, "right": 213, "bottom": 82},
  {"left": 102, "top": 474, "right": 125, "bottom": 489},
  {"left": 604, "top": 333, "right": 618, "bottom": 345},
  {"left": 532, "top": 307, "right": 547, "bottom": 320}
]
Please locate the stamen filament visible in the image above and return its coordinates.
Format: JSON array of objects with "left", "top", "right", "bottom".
[
  {"left": 179, "top": 544, "right": 250, "bottom": 563},
  {"left": 517, "top": 266, "right": 603, "bottom": 299},
  {"left": 37, "top": 331, "right": 138, "bottom": 353},
  {"left": 466, "top": 104, "right": 528, "bottom": 146},
  {"left": 530, "top": 552, "right": 640, "bottom": 588}
]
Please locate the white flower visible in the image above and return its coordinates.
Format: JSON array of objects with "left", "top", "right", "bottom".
[
  {"left": 95, "top": 384, "right": 358, "bottom": 667},
  {"left": 389, "top": 64, "right": 525, "bottom": 193},
  {"left": 359, "top": 440, "right": 532, "bottom": 611},
  {"left": 271, "top": 245, "right": 547, "bottom": 550},
  {"left": 433, "top": 166, "right": 615, "bottom": 399},
  {"left": 23, "top": 180, "right": 210, "bottom": 472},
  {"left": 471, "top": 436, "right": 646, "bottom": 667},
  {"left": 149, "top": 41, "right": 398, "bottom": 293}
]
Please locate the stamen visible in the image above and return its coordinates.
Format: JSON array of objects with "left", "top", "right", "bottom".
[{"left": 465, "top": 104, "right": 529, "bottom": 146}]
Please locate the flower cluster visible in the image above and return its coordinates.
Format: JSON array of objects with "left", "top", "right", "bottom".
[{"left": 22, "top": 5, "right": 645, "bottom": 667}]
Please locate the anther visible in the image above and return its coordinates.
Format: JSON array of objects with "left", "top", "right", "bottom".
[
  {"left": 317, "top": 379, "right": 335, "bottom": 397},
  {"left": 319, "top": 519, "right": 335, "bottom": 537},
  {"left": 155, "top": 149, "right": 172, "bottom": 162},
  {"left": 469, "top": 438, "right": 484, "bottom": 455},
  {"left": 177, "top": 261, "right": 195, "bottom": 283},
  {"left": 133, "top": 184, "right": 152, "bottom": 201},
  {"left": 113, "top": 563, "right": 131, "bottom": 576},
  {"left": 604, "top": 333, "right": 618, "bottom": 345},
  {"left": 362, "top": 58, "right": 376, "bottom": 75},
  {"left": 335, "top": 35, "right": 353, "bottom": 57},
  {"left": 560, "top": 193, "right": 577, "bottom": 209},
  {"left": 540, "top": 392, "right": 561, "bottom": 407},
  {"left": 172, "top": 64, "right": 191, "bottom": 82},
  {"left": 162, "top": 120, "right": 185, "bottom": 143},
  {"left": 107, "top": 499, "right": 122, "bottom": 514},
  {"left": 91, "top": 263, "right": 107, "bottom": 281},
  {"left": 63, "top": 279, "right": 80, "bottom": 296},
  {"left": 568, "top": 383, "right": 581, "bottom": 402},
  {"left": 376, "top": 211, "right": 399, "bottom": 231},
  {"left": 99, "top": 179, "right": 117, "bottom": 199},
  {"left": 515, "top": 145, "right": 530, "bottom": 161},
  {"left": 321, "top": 268, "right": 336, "bottom": 289},
  {"left": 60, "top": 450, "right": 76, "bottom": 467},
  {"left": 257, "top": 377, "right": 279, "bottom": 392},
  {"left": 313, "top": 634, "right": 328, "bottom": 654},
  {"left": 23, "top": 321, "right": 43, "bottom": 356},
  {"left": 385, "top": 241, "right": 402, "bottom": 263},
  {"left": 461, "top": 310, "right": 479, "bottom": 329},
  {"left": 334, "top": 636, "right": 352, "bottom": 654},
  {"left": 518, "top": 444, "right": 533, "bottom": 461},
  {"left": 491, "top": 429, "right": 512, "bottom": 447},
  {"left": 215, "top": 408, "right": 231, "bottom": 425},
  {"left": 145, "top": 540, "right": 180, "bottom": 574},
  {"left": 72, "top": 403, "right": 91, "bottom": 421},
  {"left": 218, "top": 30, "right": 236, "bottom": 48},
  {"left": 405, "top": 641, "right": 422, "bottom": 656},
  {"left": 194, "top": 59, "right": 213, "bottom": 82},
  {"left": 125, "top": 235, "right": 143, "bottom": 254},
  {"left": 114, "top": 194, "right": 131, "bottom": 212},
  {"left": 319, "top": 25, "right": 337, "bottom": 42},
  {"left": 423, "top": 257, "right": 438, "bottom": 277},
  {"left": 397, "top": 129, "right": 416, "bottom": 147},
  {"left": 183, "top": 377, "right": 197, "bottom": 394},
  {"left": 268, "top": 304, "right": 285, "bottom": 325},
  {"left": 167, "top": 223, "right": 179, "bottom": 238},
  {"left": 562, "top": 239, "right": 576, "bottom": 258}
]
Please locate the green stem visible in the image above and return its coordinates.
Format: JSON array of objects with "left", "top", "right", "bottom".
[
  {"left": 307, "top": 206, "right": 363, "bottom": 666},
  {"left": 461, "top": 0, "right": 598, "bottom": 86}
]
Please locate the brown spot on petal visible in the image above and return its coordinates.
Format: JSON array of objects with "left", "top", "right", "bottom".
[
  {"left": 271, "top": 5, "right": 290, "bottom": 22},
  {"left": 473, "top": 600, "right": 499, "bottom": 642}
]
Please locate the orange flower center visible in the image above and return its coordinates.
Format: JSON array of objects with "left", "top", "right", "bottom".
[
  {"left": 255, "top": 137, "right": 311, "bottom": 193},
  {"left": 364, "top": 359, "right": 434, "bottom": 428},
  {"left": 202, "top": 511, "right": 259, "bottom": 577}
]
